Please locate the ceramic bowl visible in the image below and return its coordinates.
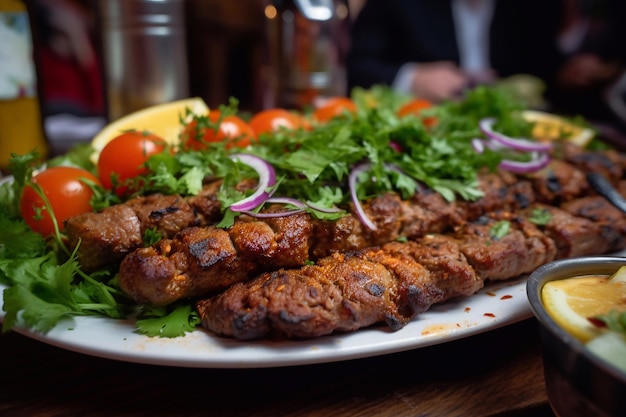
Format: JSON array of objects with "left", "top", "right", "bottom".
[{"left": 526, "top": 256, "right": 626, "bottom": 417}]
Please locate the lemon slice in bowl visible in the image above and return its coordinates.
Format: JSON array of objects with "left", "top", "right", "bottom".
[
  {"left": 90, "top": 97, "right": 209, "bottom": 164},
  {"left": 522, "top": 110, "right": 595, "bottom": 147},
  {"left": 542, "top": 267, "right": 626, "bottom": 342}
]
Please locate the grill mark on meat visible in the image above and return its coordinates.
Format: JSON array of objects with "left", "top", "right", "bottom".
[
  {"left": 547, "top": 173, "right": 560, "bottom": 192},
  {"left": 188, "top": 237, "right": 233, "bottom": 268},
  {"left": 524, "top": 159, "right": 588, "bottom": 204},
  {"left": 149, "top": 205, "right": 181, "bottom": 220}
]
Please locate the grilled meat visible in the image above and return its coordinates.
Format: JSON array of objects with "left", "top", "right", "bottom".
[
  {"left": 441, "top": 212, "right": 557, "bottom": 281},
  {"left": 196, "top": 213, "right": 558, "bottom": 339},
  {"left": 119, "top": 209, "right": 315, "bottom": 305},
  {"left": 197, "top": 242, "right": 482, "bottom": 340},
  {"left": 523, "top": 159, "right": 588, "bottom": 205},
  {"left": 118, "top": 169, "right": 542, "bottom": 306},
  {"left": 558, "top": 141, "right": 626, "bottom": 184},
  {"left": 197, "top": 202, "right": 625, "bottom": 340},
  {"left": 521, "top": 203, "right": 619, "bottom": 258},
  {"left": 118, "top": 155, "right": 626, "bottom": 307},
  {"left": 66, "top": 181, "right": 226, "bottom": 271},
  {"left": 65, "top": 204, "right": 143, "bottom": 271},
  {"left": 560, "top": 195, "right": 626, "bottom": 253}
]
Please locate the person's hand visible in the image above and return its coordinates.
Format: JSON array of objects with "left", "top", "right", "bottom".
[{"left": 409, "top": 61, "right": 469, "bottom": 102}]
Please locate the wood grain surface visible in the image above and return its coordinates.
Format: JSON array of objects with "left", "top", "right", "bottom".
[{"left": 0, "top": 319, "right": 557, "bottom": 417}]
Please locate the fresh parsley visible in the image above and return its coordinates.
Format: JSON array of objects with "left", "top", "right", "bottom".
[{"left": 489, "top": 221, "right": 511, "bottom": 241}]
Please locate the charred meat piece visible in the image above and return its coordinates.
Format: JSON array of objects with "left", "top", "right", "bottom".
[
  {"left": 66, "top": 193, "right": 199, "bottom": 271},
  {"left": 560, "top": 196, "right": 626, "bottom": 253},
  {"left": 197, "top": 240, "right": 482, "bottom": 340},
  {"left": 523, "top": 160, "right": 588, "bottom": 205},
  {"left": 65, "top": 181, "right": 232, "bottom": 272},
  {"left": 373, "top": 239, "right": 483, "bottom": 304},
  {"left": 119, "top": 210, "right": 315, "bottom": 305},
  {"left": 521, "top": 203, "right": 615, "bottom": 258},
  {"left": 443, "top": 213, "right": 557, "bottom": 281},
  {"left": 125, "top": 194, "right": 199, "bottom": 238},
  {"left": 559, "top": 141, "right": 626, "bottom": 183},
  {"left": 309, "top": 189, "right": 459, "bottom": 258},
  {"left": 452, "top": 170, "right": 535, "bottom": 222},
  {"left": 65, "top": 204, "right": 143, "bottom": 271}
]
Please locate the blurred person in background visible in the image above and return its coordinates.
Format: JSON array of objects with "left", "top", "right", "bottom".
[
  {"left": 33, "top": 0, "right": 104, "bottom": 118},
  {"left": 346, "top": 0, "right": 565, "bottom": 105},
  {"left": 552, "top": 0, "right": 626, "bottom": 126}
]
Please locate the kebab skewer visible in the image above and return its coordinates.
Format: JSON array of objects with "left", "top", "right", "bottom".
[{"left": 197, "top": 196, "right": 626, "bottom": 340}]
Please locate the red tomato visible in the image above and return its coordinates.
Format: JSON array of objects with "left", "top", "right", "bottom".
[
  {"left": 313, "top": 97, "right": 357, "bottom": 123},
  {"left": 249, "top": 108, "right": 308, "bottom": 136},
  {"left": 181, "top": 111, "right": 255, "bottom": 150},
  {"left": 19, "top": 166, "right": 101, "bottom": 236},
  {"left": 397, "top": 99, "right": 437, "bottom": 127},
  {"left": 97, "top": 130, "right": 166, "bottom": 194}
]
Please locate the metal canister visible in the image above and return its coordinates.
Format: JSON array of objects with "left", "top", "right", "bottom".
[
  {"left": 97, "top": 0, "right": 189, "bottom": 121},
  {"left": 263, "top": 0, "right": 350, "bottom": 110}
]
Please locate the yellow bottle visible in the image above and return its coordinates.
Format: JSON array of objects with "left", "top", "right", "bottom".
[{"left": 0, "top": 0, "right": 48, "bottom": 173}]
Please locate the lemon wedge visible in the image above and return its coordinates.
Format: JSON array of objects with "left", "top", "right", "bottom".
[
  {"left": 542, "top": 269, "right": 626, "bottom": 342},
  {"left": 522, "top": 110, "right": 595, "bottom": 147},
  {"left": 90, "top": 97, "right": 209, "bottom": 164}
]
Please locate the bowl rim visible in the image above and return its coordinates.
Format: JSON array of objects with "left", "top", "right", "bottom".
[{"left": 526, "top": 255, "right": 626, "bottom": 382}]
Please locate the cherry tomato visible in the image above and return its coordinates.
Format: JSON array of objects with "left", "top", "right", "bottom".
[
  {"left": 181, "top": 111, "right": 255, "bottom": 150},
  {"left": 397, "top": 99, "right": 437, "bottom": 127},
  {"left": 19, "top": 166, "right": 101, "bottom": 236},
  {"left": 97, "top": 130, "right": 166, "bottom": 194},
  {"left": 313, "top": 97, "right": 357, "bottom": 123},
  {"left": 249, "top": 108, "right": 308, "bottom": 136}
]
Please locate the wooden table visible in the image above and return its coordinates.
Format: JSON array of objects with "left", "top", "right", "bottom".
[{"left": 0, "top": 318, "right": 556, "bottom": 417}]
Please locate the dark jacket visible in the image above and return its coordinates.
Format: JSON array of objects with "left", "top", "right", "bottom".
[{"left": 347, "top": 0, "right": 565, "bottom": 93}]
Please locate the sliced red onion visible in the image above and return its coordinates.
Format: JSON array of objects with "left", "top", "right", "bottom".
[
  {"left": 240, "top": 209, "right": 305, "bottom": 218},
  {"left": 389, "top": 141, "right": 403, "bottom": 153},
  {"left": 266, "top": 197, "right": 307, "bottom": 208},
  {"left": 479, "top": 118, "right": 553, "bottom": 152},
  {"left": 499, "top": 152, "right": 551, "bottom": 174},
  {"left": 471, "top": 138, "right": 485, "bottom": 154},
  {"left": 383, "top": 163, "right": 427, "bottom": 194},
  {"left": 229, "top": 154, "right": 277, "bottom": 212},
  {"left": 349, "top": 162, "right": 378, "bottom": 231},
  {"left": 306, "top": 201, "right": 343, "bottom": 213}
]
